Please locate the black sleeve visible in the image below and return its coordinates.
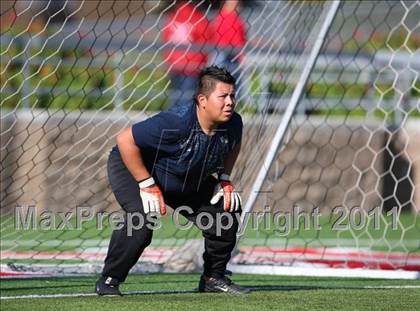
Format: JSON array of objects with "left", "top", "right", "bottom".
[
  {"left": 131, "top": 111, "right": 184, "bottom": 154},
  {"left": 230, "top": 112, "right": 243, "bottom": 148}
]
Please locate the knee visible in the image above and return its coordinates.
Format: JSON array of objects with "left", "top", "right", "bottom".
[
  {"left": 122, "top": 213, "right": 153, "bottom": 242},
  {"left": 200, "top": 212, "right": 239, "bottom": 242},
  {"left": 142, "top": 229, "right": 153, "bottom": 247}
]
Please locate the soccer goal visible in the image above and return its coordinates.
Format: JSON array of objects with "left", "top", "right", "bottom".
[{"left": 1, "top": 0, "right": 419, "bottom": 280}]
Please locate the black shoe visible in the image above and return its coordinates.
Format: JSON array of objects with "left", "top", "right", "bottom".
[
  {"left": 198, "top": 275, "right": 250, "bottom": 294},
  {"left": 95, "top": 276, "right": 122, "bottom": 296}
]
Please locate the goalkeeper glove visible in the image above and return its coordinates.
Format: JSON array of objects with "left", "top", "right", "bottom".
[
  {"left": 210, "top": 174, "right": 242, "bottom": 212},
  {"left": 138, "top": 177, "right": 166, "bottom": 215}
]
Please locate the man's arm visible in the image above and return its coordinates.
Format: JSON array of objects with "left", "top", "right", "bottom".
[
  {"left": 116, "top": 127, "right": 166, "bottom": 215},
  {"left": 222, "top": 142, "right": 241, "bottom": 176},
  {"left": 211, "top": 143, "right": 242, "bottom": 212},
  {"left": 116, "top": 127, "right": 151, "bottom": 182}
]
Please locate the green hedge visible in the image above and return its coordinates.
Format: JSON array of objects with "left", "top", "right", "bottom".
[{"left": 1, "top": 28, "right": 419, "bottom": 116}]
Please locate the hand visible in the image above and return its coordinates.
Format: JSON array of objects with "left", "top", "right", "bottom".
[
  {"left": 210, "top": 174, "right": 241, "bottom": 212},
  {"left": 138, "top": 177, "right": 166, "bottom": 215}
]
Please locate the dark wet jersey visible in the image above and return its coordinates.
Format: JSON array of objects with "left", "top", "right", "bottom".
[{"left": 111, "top": 103, "right": 242, "bottom": 195}]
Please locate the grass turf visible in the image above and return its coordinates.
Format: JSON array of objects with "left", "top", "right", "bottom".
[
  {"left": 2, "top": 211, "right": 419, "bottom": 251},
  {"left": 1, "top": 273, "right": 420, "bottom": 310}
]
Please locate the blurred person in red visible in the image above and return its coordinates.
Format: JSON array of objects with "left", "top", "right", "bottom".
[
  {"left": 210, "top": 0, "right": 247, "bottom": 102},
  {"left": 162, "top": 1, "right": 212, "bottom": 107}
]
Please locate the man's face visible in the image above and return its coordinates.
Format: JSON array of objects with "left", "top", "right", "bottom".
[{"left": 202, "top": 82, "right": 236, "bottom": 123}]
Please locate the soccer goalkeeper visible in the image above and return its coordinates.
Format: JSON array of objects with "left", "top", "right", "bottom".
[{"left": 95, "top": 66, "right": 250, "bottom": 295}]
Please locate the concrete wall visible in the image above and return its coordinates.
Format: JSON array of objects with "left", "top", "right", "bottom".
[{"left": 1, "top": 110, "right": 418, "bottom": 215}]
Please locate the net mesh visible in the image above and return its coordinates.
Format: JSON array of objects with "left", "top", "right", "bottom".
[
  {"left": 235, "top": 0, "right": 420, "bottom": 272},
  {"left": 0, "top": 0, "right": 419, "bottom": 277}
]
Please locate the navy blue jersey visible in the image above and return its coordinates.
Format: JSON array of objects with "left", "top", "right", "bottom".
[{"left": 111, "top": 103, "right": 242, "bottom": 195}]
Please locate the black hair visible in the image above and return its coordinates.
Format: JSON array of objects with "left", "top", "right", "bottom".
[{"left": 196, "top": 66, "right": 236, "bottom": 101}]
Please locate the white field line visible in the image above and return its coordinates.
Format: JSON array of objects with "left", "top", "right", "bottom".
[
  {"left": 1, "top": 285, "right": 420, "bottom": 300},
  {"left": 1, "top": 289, "right": 197, "bottom": 300},
  {"left": 228, "top": 264, "right": 420, "bottom": 280}
]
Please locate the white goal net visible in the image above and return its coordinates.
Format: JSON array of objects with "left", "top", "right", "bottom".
[{"left": 1, "top": 0, "right": 419, "bottom": 279}]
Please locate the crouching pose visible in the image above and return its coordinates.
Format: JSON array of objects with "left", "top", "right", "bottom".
[{"left": 96, "top": 66, "right": 249, "bottom": 295}]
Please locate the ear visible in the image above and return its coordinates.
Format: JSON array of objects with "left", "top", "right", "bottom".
[{"left": 197, "top": 94, "right": 207, "bottom": 109}]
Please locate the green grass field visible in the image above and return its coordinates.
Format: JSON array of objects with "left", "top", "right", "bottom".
[
  {"left": 2, "top": 211, "right": 419, "bottom": 309},
  {"left": 1, "top": 273, "right": 420, "bottom": 310},
  {"left": 2, "top": 211, "right": 419, "bottom": 253}
]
